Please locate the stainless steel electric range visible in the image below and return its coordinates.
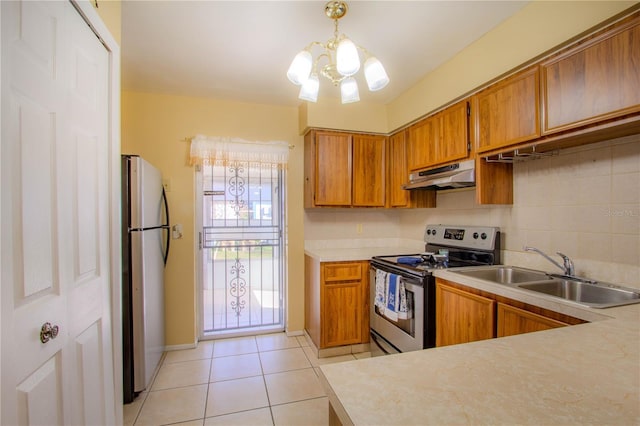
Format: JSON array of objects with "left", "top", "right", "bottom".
[{"left": 370, "top": 224, "right": 501, "bottom": 356}]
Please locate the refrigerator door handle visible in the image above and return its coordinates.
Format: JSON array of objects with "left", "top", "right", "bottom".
[{"left": 162, "top": 188, "right": 170, "bottom": 265}]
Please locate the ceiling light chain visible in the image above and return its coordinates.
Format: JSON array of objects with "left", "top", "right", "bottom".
[{"left": 287, "top": 1, "right": 389, "bottom": 104}]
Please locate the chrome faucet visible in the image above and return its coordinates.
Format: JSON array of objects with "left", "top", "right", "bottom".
[{"left": 523, "top": 246, "right": 575, "bottom": 276}]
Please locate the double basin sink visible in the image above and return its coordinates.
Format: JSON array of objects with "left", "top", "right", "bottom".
[{"left": 452, "top": 266, "right": 640, "bottom": 309}]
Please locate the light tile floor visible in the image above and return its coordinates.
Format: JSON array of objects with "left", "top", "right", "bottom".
[{"left": 124, "top": 333, "right": 371, "bottom": 425}]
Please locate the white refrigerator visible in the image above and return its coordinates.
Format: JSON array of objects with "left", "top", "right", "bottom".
[{"left": 121, "top": 155, "right": 170, "bottom": 403}]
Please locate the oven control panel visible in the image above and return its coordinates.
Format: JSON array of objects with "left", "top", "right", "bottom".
[{"left": 424, "top": 225, "right": 499, "bottom": 250}]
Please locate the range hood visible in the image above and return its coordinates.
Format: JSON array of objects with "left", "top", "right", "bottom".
[{"left": 403, "top": 159, "right": 475, "bottom": 190}]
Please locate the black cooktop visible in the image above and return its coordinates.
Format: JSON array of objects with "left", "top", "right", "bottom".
[
  {"left": 371, "top": 225, "right": 501, "bottom": 277},
  {"left": 372, "top": 248, "right": 498, "bottom": 277}
]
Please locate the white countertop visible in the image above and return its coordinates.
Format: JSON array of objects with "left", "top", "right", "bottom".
[
  {"left": 304, "top": 238, "right": 424, "bottom": 262},
  {"left": 304, "top": 247, "right": 422, "bottom": 262},
  {"left": 319, "top": 268, "right": 640, "bottom": 425}
]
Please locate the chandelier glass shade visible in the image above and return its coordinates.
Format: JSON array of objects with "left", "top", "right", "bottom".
[{"left": 287, "top": 1, "right": 389, "bottom": 104}]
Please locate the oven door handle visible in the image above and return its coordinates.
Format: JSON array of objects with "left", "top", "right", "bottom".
[
  {"left": 370, "top": 265, "right": 423, "bottom": 287},
  {"left": 401, "top": 279, "right": 422, "bottom": 292}
]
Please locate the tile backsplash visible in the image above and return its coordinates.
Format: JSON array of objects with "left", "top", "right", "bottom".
[{"left": 304, "top": 134, "right": 639, "bottom": 287}]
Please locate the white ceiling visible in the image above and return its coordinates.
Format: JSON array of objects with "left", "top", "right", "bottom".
[{"left": 121, "top": 1, "right": 529, "bottom": 106}]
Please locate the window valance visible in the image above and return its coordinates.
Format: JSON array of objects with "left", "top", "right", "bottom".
[{"left": 189, "top": 135, "right": 290, "bottom": 169}]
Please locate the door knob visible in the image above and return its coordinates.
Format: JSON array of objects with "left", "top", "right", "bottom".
[{"left": 40, "top": 322, "right": 59, "bottom": 344}]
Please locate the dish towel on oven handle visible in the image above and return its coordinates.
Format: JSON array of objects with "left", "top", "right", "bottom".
[
  {"left": 376, "top": 271, "right": 411, "bottom": 321},
  {"left": 396, "top": 277, "right": 410, "bottom": 320}
]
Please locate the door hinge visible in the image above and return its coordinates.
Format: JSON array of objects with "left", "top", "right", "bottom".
[
  {"left": 466, "top": 103, "right": 471, "bottom": 116},
  {"left": 198, "top": 231, "right": 203, "bottom": 250},
  {"left": 467, "top": 142, "right": 471, "bottom": 152}
]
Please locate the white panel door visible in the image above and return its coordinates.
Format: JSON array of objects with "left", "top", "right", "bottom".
[{"left": 1, "top": 1, "right": 115, "bottom": 425}]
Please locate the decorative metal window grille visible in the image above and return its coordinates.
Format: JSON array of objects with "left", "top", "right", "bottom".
[{"left": 200, "top": 161, "right": 285, "bottom": 333}]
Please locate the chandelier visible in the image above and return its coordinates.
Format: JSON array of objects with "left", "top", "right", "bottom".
[{"left": 286, "top": 1, "right": 389, "bottom": 104}]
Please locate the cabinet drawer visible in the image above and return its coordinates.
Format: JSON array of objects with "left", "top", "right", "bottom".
[{"left": 322, "top": 262, "right": 363, "bottom": 283}]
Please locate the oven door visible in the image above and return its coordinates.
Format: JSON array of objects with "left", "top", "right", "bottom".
[
  {"left": 370, "top": 329, "right": 400, "bottom": 356},
  {"left": 369, "top": 265, "right": 424, "bottom": 354}
]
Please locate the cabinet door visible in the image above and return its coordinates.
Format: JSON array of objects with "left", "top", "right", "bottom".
[
  {"left": 437, "top": 100, "right": 469, "bottom": 164},
  {"left": 436, "top": 282, "right": 495, "bottom": 347},
  {"left": 497, "top": 303, "right": 568, "bottom": 338},
  {"left": 322, "top": 282, "right": 363, "bottom": 347},
  {"left": 475, "top": 67, "right": 540, "bottom": 153},
  {"left": 321, "top": 262, "right": 364, "bottom": 348},
  {"left": 387, "top": 131, "right": 410, "bottom": 207},
  {"left": 387, "top": 131, "right": 437, "bottom": 209},
  {"left": 314, "top": 131, "right": 352, "bottom": 206},
  {"left": 352, "top": 134, "right": 386, "bottom": 207},
  {"left": 407, "top": 116, "right": 438, "bottom": 171},
  {"left": 541, "top": 17, "right": 640, "bottom": 134}
]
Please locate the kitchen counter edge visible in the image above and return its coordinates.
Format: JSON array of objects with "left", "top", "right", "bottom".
[{"left": 319, "top": 267, "right": 640, "bottom": 426}]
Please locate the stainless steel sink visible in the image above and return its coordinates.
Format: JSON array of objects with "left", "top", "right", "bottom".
[
  {"left": 452, "top": 266, "right": 551, "bottom": 285},
  {"left": 451, "top": 266, "right": 640, "bottom": 308},
  {"left": 518, "top": 279, "right": 640, "bottom": 308}
]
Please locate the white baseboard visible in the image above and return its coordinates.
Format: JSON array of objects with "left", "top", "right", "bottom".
[
  {"left": 285, "top": 329, "right": 304, "bottom": 337},
  {"left": 164, "top": 342, "right": 197, "bottom": 351}
]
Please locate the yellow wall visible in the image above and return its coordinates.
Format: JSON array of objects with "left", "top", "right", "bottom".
[
  {"left": 299, "top": 97, "right": 388, "bottom": 135},
  {"left": 386, "top": 0, "right": 637, "bottom": 131},
  {"left": 93, "top": 0, "right": 121, "bottom": 45},
  {"left": 297, "top": 1, "right": 637, "bottom": 133},
  {"left": 122, "top": 92, "right": 303, "bottom": 346}
]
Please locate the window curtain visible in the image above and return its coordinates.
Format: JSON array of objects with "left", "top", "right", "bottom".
[{"left": 189, "top": 134, "right": 290, "bottom": 169}]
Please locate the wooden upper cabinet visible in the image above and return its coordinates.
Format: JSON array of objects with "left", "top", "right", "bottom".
[
  {"left": 406, "top": 115, "right": 437, "bottom": 171},
  {"left": 308, "top": 130, "right": 352, "bottom": 207},
  {"left": 475, "top": 157, "right": 513, "bottom": 205},
  {"left": 386, "top": 130, "right": 437, "bottom": 209},
  {"left": 387, "top": 131, "right": 411, "bottom": 207},
  {"left": 474, "top": 66, "right": 540, "bottom": 153},
  {"left": 407, "top": 100, "right": 470, "bottom": 171},
  {"left": 541, "top": 15, "right": 640, "bottom": 134},
  {"left": 304, "top": 129, "right": 388, "bottom": 208},
  {"left": 352, "top": 134, "right": 386, "bottom": 207},
  {"left": 437, "top": 100, "right": 470, "bottom": 164}
]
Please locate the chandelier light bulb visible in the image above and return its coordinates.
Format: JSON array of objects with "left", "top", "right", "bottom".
[
  {"left": 299, "top": 73, "right": 320, "bottom": 102},
  {"left": 340, "top": 77, "right": 360, "bottom": 103},
  {"left": 287, "top": 50, "right": 313, "bottom": 85},
  {"left": 364, "top": 57, "right": 390, "bottom": 91},
  {"left": 336, "top": 38, "right": 360, "bottom": 76},
  {"left": 287, "top": 1, "right": 388, "bottom": 103}
]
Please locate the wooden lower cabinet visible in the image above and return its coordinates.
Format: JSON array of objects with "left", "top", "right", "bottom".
[
  {"left": 436, "top": 281, "right": 495, "bottom": 347},
  {"left": 305, "top": 257, "right": 369, "bottom": 349},
  {"left": 329, "top": 402, "right": 344, "bottom": 426},
  {"left": 436, "top": 278, "right": 584, "bottom": 347},
  {"left": 497, "top": 303, "right": 568, "bottom": 337},
  {"left": 322, "top": 273, "right": 364, "bottom": 347}
]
